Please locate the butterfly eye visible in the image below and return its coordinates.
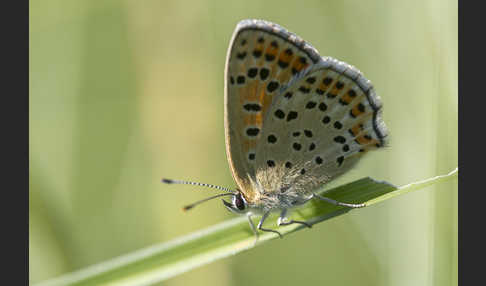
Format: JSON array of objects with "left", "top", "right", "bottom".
[{"left": 234, "top": 193, "right": 245, "bottom": 210}]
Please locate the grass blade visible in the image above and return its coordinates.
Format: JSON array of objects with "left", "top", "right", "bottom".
[{"left": 35, "top": 168, "right": 457, "bottom": 286}]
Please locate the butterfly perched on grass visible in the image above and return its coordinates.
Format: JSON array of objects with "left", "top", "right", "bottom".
[{"left": 163, "top": 19, "right": 387, "bottom": 243}]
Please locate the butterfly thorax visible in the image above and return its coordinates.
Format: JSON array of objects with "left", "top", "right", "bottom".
[
  {"left": 246, "top": 189, "right": 312, "bottom": 213},
  {"left": 240, "top": 165, "right": 327, "bottom": 212}
]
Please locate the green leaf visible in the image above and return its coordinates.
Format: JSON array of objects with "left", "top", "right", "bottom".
[{"left": 35, "top": 168, "right": 457, "bottom": 286}]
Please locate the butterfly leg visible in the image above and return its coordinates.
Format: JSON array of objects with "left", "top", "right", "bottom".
[
  {"left": 257, "top": 211, "right": 283, "bottom": 239},
  {"left": 312, "top": 193, "right": 366, "bottom": 208},
  {"left": 277, "top": 209, "right": 312, "bottom": 228},
  {"left": 247, "top": 213, "right": 259, "bottom": 246}
]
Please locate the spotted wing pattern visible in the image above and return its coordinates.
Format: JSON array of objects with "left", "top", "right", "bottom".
[
  {"left": 224, "top": 19, "right": 387, "bottom": 202},
  {"left": 224, "top": 19, "right": 321, "bottom": 200},
  {"left": 255, "top": 59, "right": 387, "bottom": 196}
]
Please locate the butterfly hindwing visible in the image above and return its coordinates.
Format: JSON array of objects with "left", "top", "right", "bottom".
[
  {"left": 255, "top": 59, "right": 387, "bottom": 195},
  {"left": 224, "top": 19, "right": 321, "bottom": 198}
]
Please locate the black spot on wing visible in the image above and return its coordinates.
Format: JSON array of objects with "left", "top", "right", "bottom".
[
  {"left": 306, "top": 101, "right": 317, "bottom": 109},
  {"left": 292, "top": 142, "right": 302, "bottom": 151},
  {"left": 274, "top": 109, "right": 285, "bottom": 119},
  {"left": 334, "top": 136, "right": 346, "bottom": 144},
  {"left": 260, "top": 68, "right": 270, "bottom": 80},
  {"left": 323, "top": 77, "right": 333, "bottom": 85},
  {"left": 247, "top": 68, "right": 258, "bottom": 78},
  {"left": 309, "top": 142, "right": 316, "bottom": 151},
  {"left": 246, "top": 128, "right": 260, "bottom": 137},
  {"left": 287, "top": 111, "right": 298, "bottom": 122},
  {"left": 236, "top": 52, "right": 247, "bottom": 60},
  {"left": 304, "top": 130, "right": 313, "bottom": 137},
  {"left": 306, "top": 77, "right": 316, "bottom": 84},
  {"left": 298, "top": 86, "right": 311, "bottom": 93},
  {"left": 267, "top": 134, "right": 277, "bottom": 144},
  {"left": 267, "top": 81, "right": 280, "bottom": 93},
  {"left": 337, "top": 156, "right": 344, "bottom": 166},
  {"left": 265, "top": 54, "right": 275, "bottom": 61},
  {"left": 278, "top": 60, "right": 289, "bottom": 68},
  {"left": 237, "top": 75, "right": 245, "bottom": 84},
  {"left": 334, "top": 121, "right": 343, "bottom": 130},
  {"left": 243, "top": 103, "right": 262, "bottom": 112}
]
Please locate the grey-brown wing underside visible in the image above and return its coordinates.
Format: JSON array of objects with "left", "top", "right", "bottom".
[
  {"left": 254, "top": 58, "right": 387, "bottom": 196},
  {"left": 224, "top": 19, "right": 322, "bottom": 199}
]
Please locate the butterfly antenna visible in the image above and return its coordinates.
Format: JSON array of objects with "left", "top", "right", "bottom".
[
  {"left": 161, "top": 178, "right": 234, "bottom": 193},
  {"left": 162, "top": 178, "right": 236, "bottom": 211}
]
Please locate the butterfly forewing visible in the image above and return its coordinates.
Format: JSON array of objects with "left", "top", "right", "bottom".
[{"left": 224, "top": 19, "right": 321, "bottom": 198}]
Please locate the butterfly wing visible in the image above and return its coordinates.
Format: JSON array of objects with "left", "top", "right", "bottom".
[
  {"left": 224, "top": 19, "right": 322, "bottom": 200},
  {"left": 225, "top": 19, "right": 387, "bottom": 203},
  {"left": 255, "top": 57, "right": 387, "bottom": 196}
]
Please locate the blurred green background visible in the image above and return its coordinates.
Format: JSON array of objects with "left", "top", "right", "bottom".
[{"left": 29, "top": 0, "right": 457, "bottom": 285}]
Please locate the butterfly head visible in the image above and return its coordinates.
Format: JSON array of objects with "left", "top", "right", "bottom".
[
  {"left": 222, "top": 190, "right": 248, "bottom": 214},
  {"left": 162, "top": 178, "right": 256, "bottom": 214}
]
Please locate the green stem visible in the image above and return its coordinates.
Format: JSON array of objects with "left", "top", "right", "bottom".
[
  {"left": 366, "top": 167, "right": 458, "bottom": 206},
  {"left": 35, "top": 168, "right": 458, "bottom": 286}
]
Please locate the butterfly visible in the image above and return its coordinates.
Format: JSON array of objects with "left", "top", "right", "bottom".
[{"left": 163, "top": 19, "right": 387, "bottom": 243}]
